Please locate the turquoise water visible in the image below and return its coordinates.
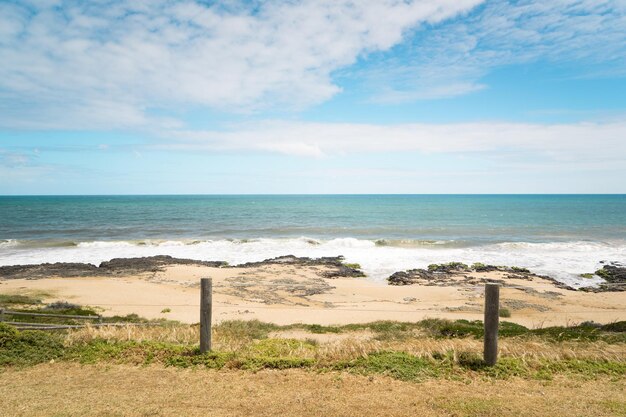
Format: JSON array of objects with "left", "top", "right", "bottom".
[
  {"left": 1, "top": 194, "right": 624, "bottom": 243},
  {"left": 1, "top": 195, "right": 625, "bottom": 284}
]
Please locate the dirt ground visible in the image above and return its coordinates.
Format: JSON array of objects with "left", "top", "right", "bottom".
[{"left": 0, "top": 363, "right": 624, "bottom": 417}]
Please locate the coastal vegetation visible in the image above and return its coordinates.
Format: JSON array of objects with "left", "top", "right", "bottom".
[
  {"left": 0, "top": 296, "right": 626, "bottom": 417},
  {"left": 2, "top": 306, "right": 625, "bottom": 380}
]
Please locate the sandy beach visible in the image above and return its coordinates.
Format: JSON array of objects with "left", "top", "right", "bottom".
[{"left": 1, "top": 257, "right": 624, "bottom": 327}]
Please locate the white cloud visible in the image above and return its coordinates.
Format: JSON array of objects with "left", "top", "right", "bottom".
[
  {"left": 0, "top": 0, "right": 481, "bottom": 129},
  {"left": 365, "top": 0, "right": 626, "bottom": 102},
  {"left": 162, "top": 119, "right": 626, "bottom": 164}
]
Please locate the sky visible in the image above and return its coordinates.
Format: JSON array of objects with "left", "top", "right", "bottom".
[{"left": 0, "top": 0, "right": 625, "bottom": 194}]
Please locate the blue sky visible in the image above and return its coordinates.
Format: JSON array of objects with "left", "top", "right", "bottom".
[{"left": 0, "top": 0, "right": 625, "bottom": 194}]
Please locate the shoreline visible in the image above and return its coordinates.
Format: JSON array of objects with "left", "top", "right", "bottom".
[
  {"left": 1, "top": 256, "right": 624, "bottom": 327},
  {"left": 2, "top": 236, "right": 625, "bottom": 287}
]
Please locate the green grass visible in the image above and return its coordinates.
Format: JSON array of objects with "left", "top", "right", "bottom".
[
  {"left": 0, "top": 294, "right": 42, "bottom": 306},
  {"left": 215, "top": 318, "right": 626, "bottom": 343},
  {"left": 499, "top": 308, "right": 512, "bottom": 318},
  {"left": 0, "top": 323, "right": 65, "bottom": 367},
  {"left": 1, "top": 321, "right": 625, "bottom": 382},
  {"left": 2, "top": 312, "right": 625, "bottom": 384},
  {"left": 339, "top": 351, "right": 438, "bottom": 381}
]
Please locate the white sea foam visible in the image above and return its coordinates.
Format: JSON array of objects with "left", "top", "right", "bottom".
[{"left": 0, "top": 237, "right": 624, "bottom": 288}]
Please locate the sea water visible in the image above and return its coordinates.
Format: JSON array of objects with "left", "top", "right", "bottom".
[{"left": 1, "top": 195, "right": 624, "bottom": 287}]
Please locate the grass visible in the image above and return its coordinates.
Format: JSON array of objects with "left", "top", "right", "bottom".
[
  {"left": 0, "top": 293, "right": 43, "bottom": 306},
  {"left": 2, "top": 364, "right": 625, "bottom": 417},
  {"left": 0, "top": 323, "right": 65, "bottom": 367},
  {"left": 2, "top": 298, "right": 625, "bottom": 381},
  {"left": 499, "top": 308, "right": 512, "bottom": 318},
  {"left": 0, "top": 290, "right": 54, "bottom": 307},
  {"left": 2, "top": 317, "right": 625, "bottom": 383}
]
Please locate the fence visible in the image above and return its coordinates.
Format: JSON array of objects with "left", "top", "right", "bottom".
[
  {"left": 2, "top": 279, "right": 624, "bottom": 366},
  {"left": 0, "top": 309, "right": 160, "bottom": 330}
]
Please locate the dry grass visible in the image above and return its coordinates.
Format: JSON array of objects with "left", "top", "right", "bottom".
[
  {"left": 65, "top": 323, "right": 626, "bottom": 363},
  {"left": 66, "top": 324, "right": 201, "bottom": 345},
  {"left": 0, "top": 363, "right": 624, "bottom": 417}
]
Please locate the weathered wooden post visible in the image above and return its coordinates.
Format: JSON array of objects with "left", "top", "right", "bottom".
[
  {"left": 483, "top": 283, "right": 500, "bottom": 366},
  {"left": 0, "top": 308, "right": 5, "bottom": 323},
  {"left": 200, "top": 277, "right": 213, "bottom": 353}
]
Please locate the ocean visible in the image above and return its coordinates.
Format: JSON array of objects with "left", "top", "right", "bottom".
[{"left": 1, "top": 195, "right": 624, "bottom": 287}]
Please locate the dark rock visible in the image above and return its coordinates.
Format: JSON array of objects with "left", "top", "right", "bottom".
[
  {"left": 237, "top": 255, "right": 365, "bottom": 278},
  {"left": 0, "top": 254, "right": 365, "bottom": 280},
  {"left": 581, "top": 263, "right": 626, "bottom": 292},
  {"left": 471, "top": 263, "right": 500, "bottom": 272},
  {"left": 386, "top": 268, "right": 471, "bottom": 286},
  {"left": 98, "top": 255, "right": 226, "bottom": 274},
  {"left": 0, "top": 255, "right": 226, "bottom": 279},
  {"left": 595, "top": 264, "right": 626, "bottom": 283},
  {"left": 428, "top": 262, "right": 470, "bottom": 273},
  {"left": 0, "top": 262, "right": 99, "bottom": 279}
]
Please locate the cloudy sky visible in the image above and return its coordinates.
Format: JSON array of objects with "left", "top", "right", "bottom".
[{"left": 1, "top": 0, "right": 625, "bottom": 194}]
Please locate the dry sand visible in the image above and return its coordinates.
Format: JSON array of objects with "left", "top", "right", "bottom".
[{"left": 1, "top": 263, "right": 624, "bottom": 327}]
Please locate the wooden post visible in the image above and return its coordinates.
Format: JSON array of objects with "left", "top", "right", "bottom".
[
  {"left": 0, "top": 308, "right": 4, "bottom": 323},
  {"left": 483, "top": 283, "right": 500, "bottom": 366},
  {"left": 200, "top": 278, "right": 212, "bottom": 353}
]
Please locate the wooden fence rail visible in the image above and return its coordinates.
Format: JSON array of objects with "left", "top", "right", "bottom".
[
  {"left": 3, "top": 321, "right": 162, "bottom": 331},
  {"left": 0, "top": 309, "right": 102, "bottom": 321}
]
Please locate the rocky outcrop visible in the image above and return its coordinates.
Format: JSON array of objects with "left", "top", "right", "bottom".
[
  {"left": 237, "top": 255, "right": 366, "bottom": 278},
  {"left": 0, "top": 254, "right": 366, "bottom": 280},
  {"left": 387, "top": 262, "right": 577, "bottom": 291},
  {"left": 0, "top": 262, "right": 99, "bottom": 279},
  {"left": 581, "top": 262, "right": 626, "bottom": 292},
  {"left": 98, "top": 256, "right": 226, "bottom": 275},
  {"left": 0, "top": 255, "right": 226, "bottom": 279},
  {"left": 387, "top": 269, "right": 439, "bottom": 286}
]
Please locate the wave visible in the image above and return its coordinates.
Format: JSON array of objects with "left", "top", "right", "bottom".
[
  {"left": 374, "top": 239, "right": 465, "bottom": 248},
  {"left": 1, "top": 237, "right": 624, "bottom": 288},
  {"left": 0, "top": 239, "right": 79, "bottom": 248}
]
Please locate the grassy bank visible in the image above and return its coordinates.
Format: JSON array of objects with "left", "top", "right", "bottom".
[
  {"left": 2, "top": 297, "right": 625, "bottom": 416},
  {"left": 2, "top": 295, "right": 625, "bottom": 382},
  {"left": 2, "top": 318, "right": 625, "bottom": 382}
]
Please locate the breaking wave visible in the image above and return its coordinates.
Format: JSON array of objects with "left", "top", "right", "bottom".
[{"left": 0, "top": 237, "right": 624, "bottom": 288}]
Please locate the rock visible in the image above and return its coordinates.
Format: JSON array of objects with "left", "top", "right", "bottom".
[
  {"left": 0, "top": 262, "right": 99, "bottom": 279},
  {"left": 0, "top": 255, "right": 365, "bottom": 280},
  {"left": 427, "top": 262, "right": 470, "bottom": 273},
  {"left": 98, "top": 255, "right": 226, "bottom": 274},
  {"left": 581, "top": 263, "right": 626, "bottom": 292},
  {"left": 595, "top": 263, "right": 626, "bottom": 283},
  {"left": 387, "top": 269, "right": 452, "bottom": 286},
  {"left": 0, "top": 255, "right": 226, "bottom": 279},
  {"left": 237, "top": 255, "right": 366, "bottom": 278}
]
